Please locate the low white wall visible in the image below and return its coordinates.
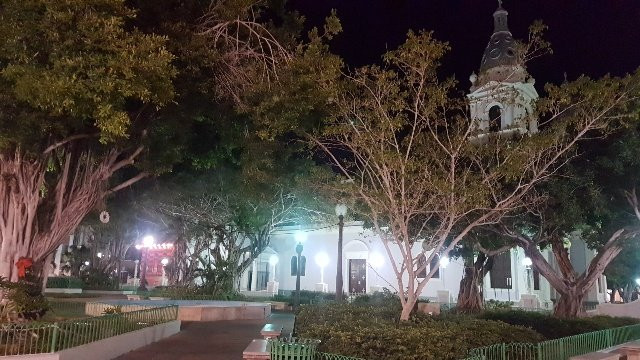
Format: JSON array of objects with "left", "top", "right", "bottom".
[
  {"left": 0, "top": 320, "right": 181, "bottom": 360},
  {"left": 44, "top": 288, "right": 82, "bottom": 294},
  {"left": 593, "top": 300, "right": 640, "bottom": 319}
]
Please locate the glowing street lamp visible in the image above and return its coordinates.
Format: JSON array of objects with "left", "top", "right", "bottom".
[
  {"left": 161, "top": 258, "right": 169, "bottom": 286},
  {"left": 523, "top": 257, "right": 533, "bottom": 294},
  {"left": 440, "top": 256, "right": 450, "bottom": 269},
  {"left": 315, "top": 252, "right": 330, "bottom": 285}
]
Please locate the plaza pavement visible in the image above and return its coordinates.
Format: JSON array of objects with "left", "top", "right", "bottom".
[{"left": 115, "top": 312, "right": 295, "bottom": 360}]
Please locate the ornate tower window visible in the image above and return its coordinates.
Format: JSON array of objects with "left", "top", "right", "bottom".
[{"left": 488, "top": 105, "right": 502, "bottom": 132}]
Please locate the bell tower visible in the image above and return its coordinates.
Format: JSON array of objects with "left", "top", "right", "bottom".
[{"left": 468, "top": 2, "right": 538, "bottom": 135}]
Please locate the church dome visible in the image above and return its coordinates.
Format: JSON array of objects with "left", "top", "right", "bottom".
[{"left": 479, "top": 4, "right": 518, "bottom": 73}]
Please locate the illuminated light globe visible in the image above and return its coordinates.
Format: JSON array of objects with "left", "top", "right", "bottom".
[
  {"left": 315, "top": 252, "right": 330, "bottom": 268},
  {"left": 294, "top": 231, "right": 307, "bottom": 244},
  {"left": 161, "top": 258, "right": 169, "bottom": 266},
  {"left": 636, "top": 278, "right": 640, "bottom": 286},
  {"left": 269, "top": 254, "right": 279, "bottom": 266},
  {"left": 135, "top": 244, "right": 142, "bottom": 250},
  {"left": 84, "top": 261, "right": 90, "bottom": 266},
  {"left": 440, "top": 256, "right": 450, "bottom": 269},
  {"left": 522, "top": 257, "right": 533, "bottom": 267},
  {"left": 369, "top": 252, "right": 385, "bottom": 269},
  {"left": 97, "top": 252, "right": 103, "bottom": 258},
  {"left": 142, "top": 235, "right": 155, "bottom": 247}
]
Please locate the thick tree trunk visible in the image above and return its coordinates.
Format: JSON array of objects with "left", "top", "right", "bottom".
[
  {"left": 0, "top": 147, "right": 144, "bottom": 284},
  {"left": 554, "top": 289, "right": 587, "bottom": 318},
  {"left": 457, "top": 253, "right": 492, "bottom": 313}
]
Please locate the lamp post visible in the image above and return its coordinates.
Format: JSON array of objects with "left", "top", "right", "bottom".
[
  {"left": 294, "top": 232, "right": 306, "bottom": 311},
  {"left": 369, "top": 252, "right": 384, "bottom": 292},
  {"left": 440, "top": 255, "right": 450, "bottom": 288},
  {"left": 161, "top": 258, "right": 169, "bottom": 286},
  {"left": 315, "top": 252, "right": 330, "bottom": 292},
  {"left": 137, "top": 235, "right": 155, "bottom": 291},
  {"left": 522, "top": 257, "right": 533, "bottom": 294},
  {"left": 335, "top": 203, "right": 347, "bottom": 302}
]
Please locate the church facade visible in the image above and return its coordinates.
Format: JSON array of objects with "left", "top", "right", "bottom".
[{"left": 239, "top": 4, "right": 609, "bottom": 309}]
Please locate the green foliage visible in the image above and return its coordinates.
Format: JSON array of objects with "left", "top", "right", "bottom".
[
  {"left": 81, "top": 269, "right": 119, "bottom": 291},
  {"left": 46, "top": 276, "right": 84, "bottom": 289},
  {"left": 483, "top": 300, "right": 514, "bottom": 311},
  {"left": 296, "top": 304, "right": 544, "bottom": 360},
  {"left": 0, "top": 0, "right": 176, "bottom": 147},
  {"left": 0, "top": 278, "right": 49, "bottom": 320},
  {"left": 154, "top": 285, "right": 247, "bottom": 301},
  {"left": 479, "top": 310, "right": 640, "bottom": 339},
  {"left": 272, "top": 290, "right": 336, "bottom": 307},
  {"left": 102, "top": 306, "right": 123, "bottom": 315}
]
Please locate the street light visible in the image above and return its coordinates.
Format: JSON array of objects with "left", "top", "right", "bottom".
[
  {"left": 161, "top": 258, "right": 169, "bottom": 286},
  {"left": 315, "top": 252, "right": 330, "bottom": 287},
  {"left": 335, "top": 203, "right": 347, "bottom": 301},
  {"left": 522, "top": 257, "right": 533, "bottom": 294},
  {"left": 138, "top": 234, "right": 155, "bottom": 291},
  {"left": 294, "top": 231, "right": 306, "bottom": 311},
  {"left": 369, "top": 252, "right": 384, "bottom": 289}
]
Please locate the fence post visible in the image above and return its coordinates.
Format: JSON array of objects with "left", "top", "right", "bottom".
[
  {"left": 606, "top": 329, "right": 613, "bottom": 348},
  {"left": 536, "top": 342, "right": 542, "bottom": 360},
  {"left": 50, "top": 323, "right": 59, "bottom": 353},
  {"left": 501, "top": 343, "right": 506, "bottom": 360}
]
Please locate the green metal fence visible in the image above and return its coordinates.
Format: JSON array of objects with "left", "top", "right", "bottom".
[
  {"left": 464, "top": 323, "right": 640, "bottom": 360},
  {"left": 0, "top": 305, "right": 178, "bottom": 356}
]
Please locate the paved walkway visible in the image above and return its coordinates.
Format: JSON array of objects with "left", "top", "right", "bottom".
[{"left": 115, "top": 312, "right": 295, "bottom": 360}]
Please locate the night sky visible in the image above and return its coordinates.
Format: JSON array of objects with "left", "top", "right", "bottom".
[{"left": 290, "top": 0, "right": 640, "bottom": 90}]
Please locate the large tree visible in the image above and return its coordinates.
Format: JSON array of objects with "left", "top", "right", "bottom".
[
  {"left": 0, "top": 0, "right": 175, "bottom": 281},
  {"left": 496, "top": 125, "right": 640, "bottom": 317},
  {"left": 313, "top": 29, "right": 640, "bottom": 320}
]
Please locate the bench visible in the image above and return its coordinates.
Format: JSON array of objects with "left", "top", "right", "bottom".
[
  {"left": 243, "top": 339, "right": 270, "bottom": 360},
  {"left": 261, "top": 323, "right": 283, "bottom": 339},
  {"left": 126, "top": 295, "right": 141, "bottom": 300}
]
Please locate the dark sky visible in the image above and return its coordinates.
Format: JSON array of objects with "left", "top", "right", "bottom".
[{"left": 289, "top": 0, "right": 640, "bottom": 89}]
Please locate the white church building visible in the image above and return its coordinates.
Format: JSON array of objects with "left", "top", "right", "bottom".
[{"left": 239, "top": 4, "right": 609, "bottom": 309}]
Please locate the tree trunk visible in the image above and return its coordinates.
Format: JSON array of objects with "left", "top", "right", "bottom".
[
  {"left": 0, "top": 147, "right": 144, "bottom": 284},
  {"left": 400, "top": 293, "right": 417, "bottom": 321},
  {"left": 554, "top": 289, "right": 587, "bottom": 318},
  {"left": 457, "top": 253, "right": 492, "bottom": 313}
]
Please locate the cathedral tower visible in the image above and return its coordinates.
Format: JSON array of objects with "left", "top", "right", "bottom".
[{"left": 468, "top": 2, "right": 538, "bottom": 135}]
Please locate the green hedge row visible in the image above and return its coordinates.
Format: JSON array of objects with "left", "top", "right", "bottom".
[
  {"left": 46, "top": 277, "right": 84, "bottom": 289},
  {"left": 296, "top": 303, "right": 544, "bottom": 360},
  {"left": 479, "top": 310, "right": 640, "bottom": 339}
]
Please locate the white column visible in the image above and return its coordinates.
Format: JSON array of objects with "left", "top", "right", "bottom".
[{"left": 251, "top": 259, "right": 258, "bottom": 291}]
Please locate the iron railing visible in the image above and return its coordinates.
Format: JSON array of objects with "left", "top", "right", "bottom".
[
  {"left": 464, "top": 323, "right": 640, "bottom": 360},
  {"left": 0, "top": 305, "right": 178, "bottom": 356}
]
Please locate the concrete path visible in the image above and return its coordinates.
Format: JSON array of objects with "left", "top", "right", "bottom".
[{"left": 115, "top": 312, "right": 295, "bottom": 360}]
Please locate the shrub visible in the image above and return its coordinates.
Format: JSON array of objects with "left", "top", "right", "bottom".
[
  {"left": 296, "top": 303, "right": 544, "bottom": 360},
  {"left": 484, "top": 300, "right": 514, "bottom": 311},
  {"left": 0, "top": 278, "right": 49, "bottom": 320},
  {"left": 479, "top": 310, "right": 640, "bottom": 339},
  {"left": 102, "top": 306, "right": 123, "bottom": 315},
  {"left": 273, "top": 290, "right": 336, "bottom": 306},
  {"left": 81, "top": 270, "right": 119, "bottom": 290},
  {"left": 46, "top": 276, "right": 84, "bottom": 289}
]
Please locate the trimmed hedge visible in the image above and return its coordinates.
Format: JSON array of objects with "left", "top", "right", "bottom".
[
  {"left": 46, "top": 276, "right": 83, "bottom": 289},
  {"left": 296, "top": 304, "right": 544, "bottom": 360},
  {"left": 479, "top": 310, "right": 640, "bottom": 339}
]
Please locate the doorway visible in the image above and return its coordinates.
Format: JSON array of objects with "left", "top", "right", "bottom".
[{"left": 349, "top": 259, "right": 367, "bottom": 294}]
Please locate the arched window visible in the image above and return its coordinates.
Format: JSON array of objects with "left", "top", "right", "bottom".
[{"left": 488, "top": 105, "right": 502, "bottom": 132}]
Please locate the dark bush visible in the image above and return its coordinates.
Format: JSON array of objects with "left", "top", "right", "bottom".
[
  {"left": 480, "top": 310, "right": 640, "bottom": 339},
  {"left": 81, "top": 269, "right": 119, "bottom": 290},
  {"left": 1, "top": 278, "right": 49, "bottom": 320},
  {"left": 273, "top": 290, "right": 336, "bottom": 306},
  {"left": 46, "top": 276, "right": 84, "bottom": 289},
  {"left": 296, "top": 303, "right": 544, "bottom": 360}
]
